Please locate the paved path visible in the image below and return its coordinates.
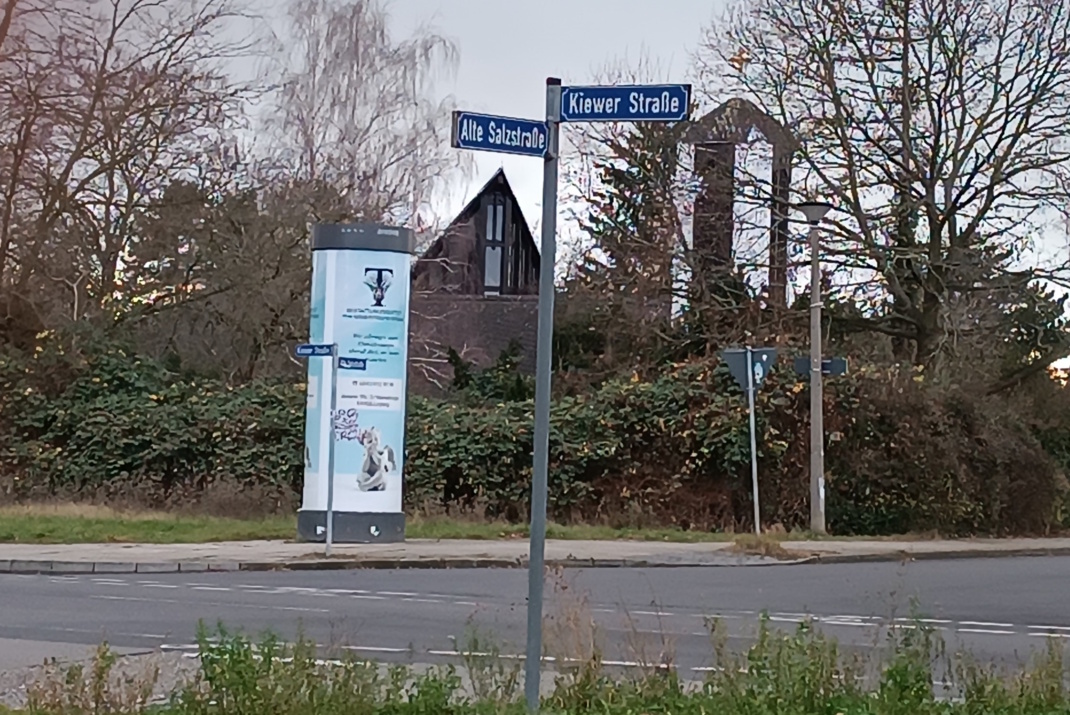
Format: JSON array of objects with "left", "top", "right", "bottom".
[
  {"left": 3, "top": 536, "right": 1070, "bottom": 573},
  {"left": 3, "top": 556, "right": 1068, "bottom": 676}
]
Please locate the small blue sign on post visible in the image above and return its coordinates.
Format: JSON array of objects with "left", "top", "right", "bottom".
[
  {"left": 793, "top": 356, "right": 849, "bottom": 377},
  {"left": 296, "top": 343, "right": 334, "bottom": 358},
  {"left": 294, "top": 341, "right": 339, "bottom": 556},
  {"left": 451, "top": 111, "right": 549, "bottom": 157},
  {"left": 338, "top": 357, "right": 367, "bottom": 371},
  {"left": 721, "top": 347, "right": 778, "bottom": 537},
  {"left": 559, "top": 84, "right": 691, "bottom": 123}
]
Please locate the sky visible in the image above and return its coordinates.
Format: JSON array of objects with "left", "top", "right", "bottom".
[{"left": 383, "top": 0, "right": 722, "bottom": 229}]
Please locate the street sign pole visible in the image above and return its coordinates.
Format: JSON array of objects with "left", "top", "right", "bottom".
[
  {"left": 745, "top": 347, "right": 761, "bottom": 536},
  {"left": 325, "top": 343, "right": 339, "bottom": 557},
  {"left": 449, "top": 79, "right": 691, "bottom": 713},
  {"left": 295, "top": 342, "right": 340, "bottom": 555},
  {"left": 524, "top": 76, "right": 561, "bottom": 713},
  {"left": 808, "top": 223, "right": 827, "bottom": 535},
  {"left": 722, "top": 347, "right": 775, "bottom": 536}
]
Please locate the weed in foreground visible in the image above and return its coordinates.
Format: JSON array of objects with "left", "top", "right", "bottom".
[{"left": 12, "top": 620, "right": 1070, "bottom": 714}]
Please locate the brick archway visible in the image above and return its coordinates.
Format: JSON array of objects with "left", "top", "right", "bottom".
[{"left": 681, "top": 98, "right": 796, "bottom": 307}]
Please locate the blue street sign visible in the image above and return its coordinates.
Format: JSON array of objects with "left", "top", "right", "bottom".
[
  {"left": 722, "top": 347, "right": 777, "bottom": 391},
  {"left": 338, "top": 357, "right": 367, "bottom": 371},
  {"left": 295, "top": 343, "right": 333, "bottom": 358},
  {"left": 559, "top": 84, "right": 691, "bottom": 123},
  {"left": 793, "top": 356, "right": 849, "bottom": 377},
  {"left": 451, "top": 111, "right": 549, "bottom": 157}
]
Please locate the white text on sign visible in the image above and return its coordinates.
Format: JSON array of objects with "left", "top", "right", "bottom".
[
  {"left": 566, "top": 89, "right": 682, "bottom": 119},
  {"left": 456, "top": 116, "right": 547, "bottom": 152}
]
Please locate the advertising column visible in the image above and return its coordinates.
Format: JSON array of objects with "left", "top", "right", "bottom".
[{"left": 297, "top": 223, "right": 413, "bottom": 543}]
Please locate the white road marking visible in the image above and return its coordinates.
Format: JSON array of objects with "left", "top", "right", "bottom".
[
  {"left": 142, "top": 584, "right": 179, "bottom": 589},
  {"left": 601, "top": 659, "right": 670, "bottom": 669},
  {"left": 345, "top": 646, "right": 411, "bottom": 654},
  {"left": 402, "top": 597, "right": 443, "bottom": 604},
  {"left": 35, "top": 625, "right": 170, "bottom": 640},
  {"left": 959, "top": 621, "right": 1013, "bottom": 628},
  {"left": 377, "top": 591, "right": 419, "bottom": 597},
  {"left": 817, "top": 618, "right": 872, "bottom": 628},
  {"left": 191, "top": 586, "right": 231, "bottom": 592},
  {"left": 957, "top": 628, "right": 1016, "bottom": 635},
  {"left": 633, "top": 610, "right": 673, "bottom": 617},
  {"left": 90, "top": 594, "right": 329, "bottom": 613},
  {"left": 1028, "top": 624, "right": 1070, "bottom": 631}
]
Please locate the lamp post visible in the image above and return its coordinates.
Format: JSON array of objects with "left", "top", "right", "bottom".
[{"left": 795, "top": 201, "right": 833, "bottom": 535}]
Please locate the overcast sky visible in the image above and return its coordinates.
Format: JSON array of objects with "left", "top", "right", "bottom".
[{"left": 383, "top": 0, "right": 722, "bottom": 228}]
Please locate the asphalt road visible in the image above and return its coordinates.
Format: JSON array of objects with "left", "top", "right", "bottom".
[{"left": 2, "top": 556, "right": 1069, "bottom": 677}]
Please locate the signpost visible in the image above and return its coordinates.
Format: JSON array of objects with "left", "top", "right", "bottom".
[
  {"left": 793, "top": 356, "right": 848, "bottom": 378},
  {"left": 450, "top": 78, "right": 691, "bottom": 713},
  {"left": 722, "top": 347, "right": 777, "bottom": 536},
  {"left": 559, "top": 84, "right": 691, "bottom": 123},
  {"left": 451, "top": 111, "right": 549, "bottom": 157},
  {"left": 295, "top": 343, "right": 338, "bottom": 556}
]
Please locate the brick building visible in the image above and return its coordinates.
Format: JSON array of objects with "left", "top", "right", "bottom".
[{"left": 408, "top": 169, "right": 540, "bottom": 396}]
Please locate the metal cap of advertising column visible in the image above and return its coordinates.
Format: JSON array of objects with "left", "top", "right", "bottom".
[{"left": 296, "top": 222, "right": 415, "bottom": 545}]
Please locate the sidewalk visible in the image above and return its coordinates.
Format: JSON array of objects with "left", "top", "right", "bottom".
[{"left": 2, "top": 536, "right": 1070, "bottom": 574}]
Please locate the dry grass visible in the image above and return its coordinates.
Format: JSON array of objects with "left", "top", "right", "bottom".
[{"left": 729, "top": 534, "right": 810, "bottom": 560}]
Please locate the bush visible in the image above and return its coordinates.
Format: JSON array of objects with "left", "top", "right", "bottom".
[
  {"left": 0, "top": 333, "right": 1066, "bottom": 535},
  {"left": 0, "top": 332, "right": 303, "bottom": 510}
]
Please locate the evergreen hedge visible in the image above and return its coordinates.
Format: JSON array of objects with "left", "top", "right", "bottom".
[{"left": 0, "top": 333, "right": 1065, "bottom": 536}]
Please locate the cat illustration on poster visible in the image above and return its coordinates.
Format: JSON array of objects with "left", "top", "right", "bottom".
[{"left": 357, "top": 427, "right": 396, "bottom": 492}]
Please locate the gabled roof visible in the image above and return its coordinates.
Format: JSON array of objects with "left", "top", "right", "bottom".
[{"left": 422, "top": 168, "right": 539, "bottom": 257}]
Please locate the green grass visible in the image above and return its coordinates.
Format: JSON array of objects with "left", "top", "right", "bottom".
[
  {"left": 404, "top": 517, "right": 744, "bottom": 542},
  {"left": 0, "top": 509, "right": 742, "bottom": 545},
  {"left": 0, "top": 505, "right": 296, "bottom": 544},
  {"left": 0, "top": 504, "right": 939, "bottom": 545}
]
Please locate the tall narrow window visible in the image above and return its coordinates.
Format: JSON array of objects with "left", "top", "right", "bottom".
[
  {"left": 484, "top": 194, "right": 505, "bottom": 295},
  {"left": 485, "top": 245, "right": 502, "bottom": 292}
]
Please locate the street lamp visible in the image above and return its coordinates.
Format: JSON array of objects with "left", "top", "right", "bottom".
[{"left": 795, "top": 201, "right": 833, "bottom": 535}]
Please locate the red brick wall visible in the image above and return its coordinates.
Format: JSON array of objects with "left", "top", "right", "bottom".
[{"left": 407, "top": 293, "right": 539, "bottom": 397}]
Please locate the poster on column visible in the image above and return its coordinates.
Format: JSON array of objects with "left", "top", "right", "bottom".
[{"left": 301, "top": 244, "right": 411, "bottom": 515}]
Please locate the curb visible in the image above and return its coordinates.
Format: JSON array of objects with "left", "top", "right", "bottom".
[
  {"left": 0, "top": 555, "right": 801, "bottom": 575},
  {"left": 2, "top": 548, "right": 1068, "bottom": 575},
  {"left": 809, "top": 546, "right": 1070, "bottom": 564}
]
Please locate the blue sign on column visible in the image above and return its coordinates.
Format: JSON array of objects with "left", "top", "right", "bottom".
[
  {"left": 559, "top": 84, "right": 692, "bottom": 123},
  {"left": 296, "top": 343, "right": 333, "bottom": 357},
  {"left": 451, "top": 111, "right": 549, "bottom": 157}
]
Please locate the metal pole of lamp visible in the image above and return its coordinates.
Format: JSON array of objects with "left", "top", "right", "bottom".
[{"left": 794, "top": 201, "right": 834, "bottom": 535}]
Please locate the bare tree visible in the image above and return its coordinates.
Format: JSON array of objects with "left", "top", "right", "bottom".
[
  {"left": 261, "top": 0, "right": 473, "bottom": 227},
  {"left": 558, "top": 58, "right": 798, "bottom": 373},
  {"left": 0, "top": 0, "right": 256, "bottom": 332},
  {"left": 697, "top": 0, "right": 1070, "bottom": 380}
]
